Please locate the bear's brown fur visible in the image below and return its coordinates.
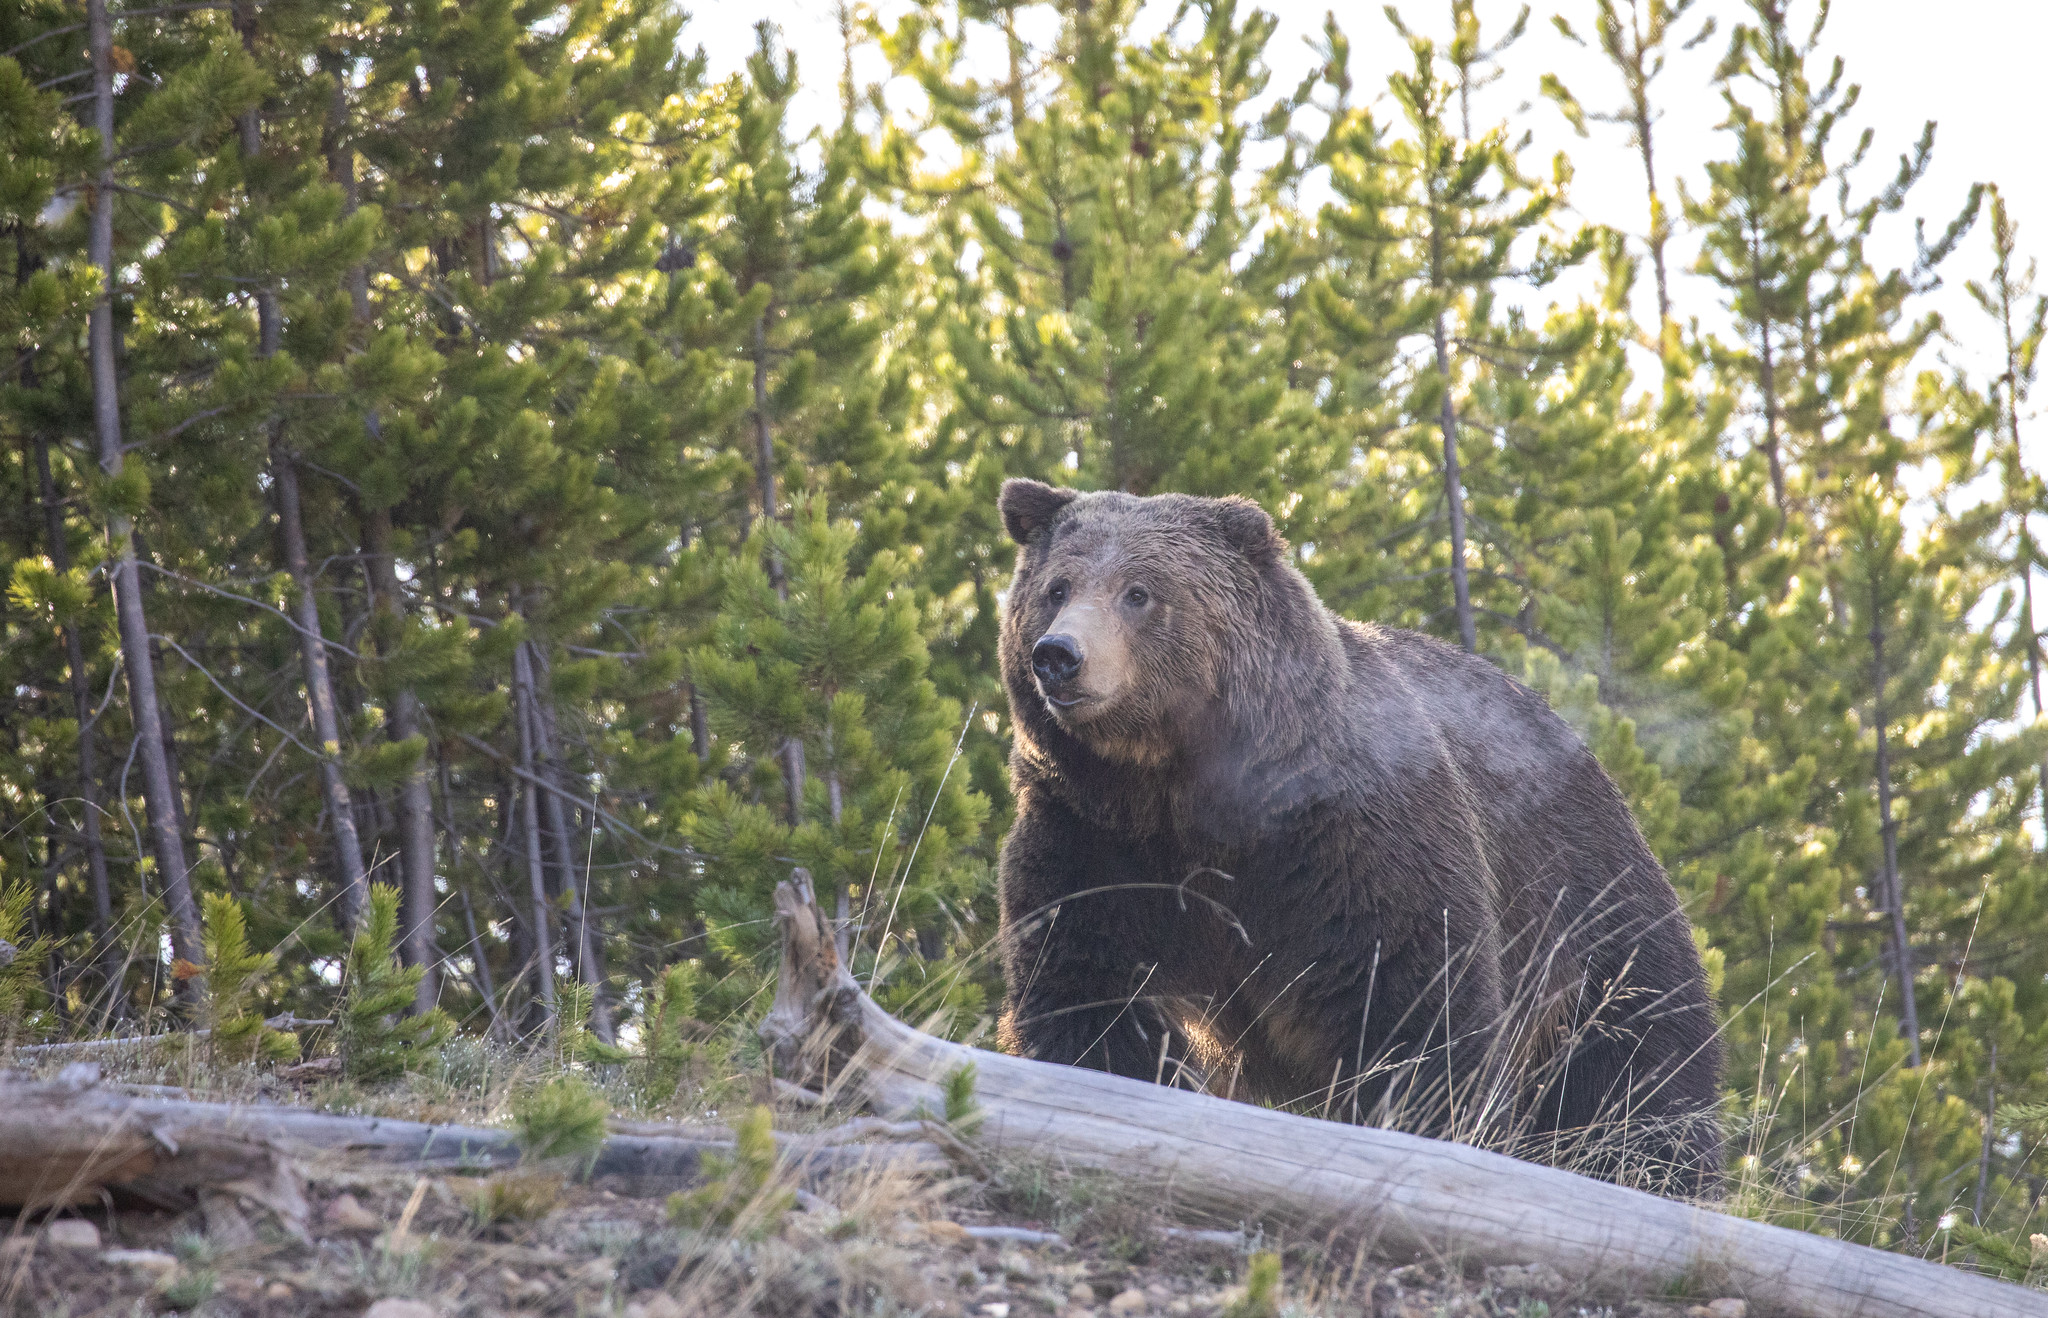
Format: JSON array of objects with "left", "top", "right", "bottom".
[{"left": 994, "top": 479, "right": 1723, "bottom": 1194}]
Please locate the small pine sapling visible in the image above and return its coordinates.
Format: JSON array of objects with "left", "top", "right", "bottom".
[
  {"left": 667, "top": 1104, "right": 793, "bottom": 1237},
  {"left": 511, "top": 1073, "right": 610, "bottom": 1165},
  {"left": 339, "top": 886, "right": 452, "bottom": 1081},
  {"left": 1947, "top": 1221, "right": 2047, "bottom": 1283},
  {"left": 1222, "top": 1252, "right": 1282, "bottom": 1318},
  {"left": 942, "top": 1062, "right": 983, "bottom": 1135},
  {"left": 640, "top": 961, "right": 704, "bottom": 1102},
  {"left": 0, "top": 882, "right": 53, "bottom": 1047},
  {"left": 197, "top": 893, "right": 297, "bottom": 1065}
]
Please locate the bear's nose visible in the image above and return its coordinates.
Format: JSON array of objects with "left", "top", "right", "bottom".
[{"left": 1032, "top": 634, "right": 1083, "bottom": 687}]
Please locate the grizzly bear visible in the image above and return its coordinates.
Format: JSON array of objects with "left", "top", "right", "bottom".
[{"left": 994, "top": 479, "right": 1723, "bottom": 1195}]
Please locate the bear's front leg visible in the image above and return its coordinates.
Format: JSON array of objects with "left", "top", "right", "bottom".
[{"left": 996, "top": 788, "right": 1189, "bottom": 1082}]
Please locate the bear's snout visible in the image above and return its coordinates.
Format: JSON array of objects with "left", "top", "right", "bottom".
[{"left": 1032, "top": 633, "right": 1084, "bottom": 692}]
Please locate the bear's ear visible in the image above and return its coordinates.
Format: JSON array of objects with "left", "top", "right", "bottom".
[
  {"left": 1215, "top": 496, "right": 1285, "bottom": 563},
  {"left": 1000, "top": 478, "right": 1080, "bottom": 544}
]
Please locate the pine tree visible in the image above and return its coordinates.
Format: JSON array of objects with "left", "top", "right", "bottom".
[
  {"left": 687, "top": 504, "right": 989, "bottom": 1025},
  {"left": 1965, "top": 187, "right": 2048, "bottom": 820},
  {"left": 1314, "top": 8, "right": 1589, "bottom": 653},
  {"left": 196, "top": 892, "right": 297, "bottom": 1065},
  {"left": 339, "top": 885, "right": 452, "bottom": 1081},
  {"left": 1542, "top": 0, "right": 1713, "bottom": 335}
]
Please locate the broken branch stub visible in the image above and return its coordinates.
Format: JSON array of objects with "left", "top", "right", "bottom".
[
  {"left": 757, "top": 875, "right": 2048, "bottom": 1318},
  {"left": 758, "top": 868, "right": 864, "bottom": 1084}
]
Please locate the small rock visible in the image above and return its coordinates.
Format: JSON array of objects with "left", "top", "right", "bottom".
[
  {"left": 219, "top": 1275, "right": 263, "bottom": 1301},
  {"left": 1108, "top": 1289, "right": 1149, "bottom": 1315},
  {"left": 574, "top": 1257, "right": 616, "bottom": 1285},
  {"left": 362, "top": 1301, "right": 439, "bottom": 1318},
  {"left": 101, "top": 1248, "right": 177, "bottom": 1275},
  {"left": 927, "top": 1219, "right": 972, "bottom": 1247},
  {"left": 517, "top": 1277, "right": 554, "bottom": 1302},
  {"left": 277, "top": 1056, "right": 343, "bottom": 1083},
  {"left": 44, "top": 1220, "right": 99, "bottom": 1251},
  {"left": 1485, "top": 1262, "right": 1566, "bottom": 1294},
  {"left": 1693, "top": 1303, "right": 1746, "bottom": 1318},
  {"left": 624, "top": 1297, "right": 687, "bottom": 1318},
  {"left": 1145, "top": 1282, "right": 1172, "bottom": 1300},
  {"left": 1069, "top": 1281, "right": 1097, "bottom": 1303},
  {"left": 980, "top": 1305, "right": 1012, "bottom": 1318},
  {"left": 998, "top": 1248, "right": 1037, "bottom": 1281},
  {"left": 324, "top": 1193, "right": 383, "bottom": 1233},
  {"left": 1167, "top": 1302, "right": 1192, "bottom": 1316},
  {"left": 266, "top": 1281, "right": 295, "bottom": 1300}
]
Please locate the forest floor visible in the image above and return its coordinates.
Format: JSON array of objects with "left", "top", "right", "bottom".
[
  {"left": 0, "top": 1157, "right": 1759, "bottom": 1318},
  {"left": 0, "top": 1044, "right": 1762, "bottom": 1318}
]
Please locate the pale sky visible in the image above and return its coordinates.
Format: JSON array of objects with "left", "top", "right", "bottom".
[{"left": 687, "top": 0, "right": 2048, "bottom": 387}]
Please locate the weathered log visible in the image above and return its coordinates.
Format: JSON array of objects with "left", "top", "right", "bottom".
[
  {"left": 0, "top": 1065, "right": 309, "bottom": 1234},
  {"left": 756, "top": 872, "right": 2048, "bottom": 1318},
  {"left": 0, "top": 1065, "right": 947, "bottom": 1213}
]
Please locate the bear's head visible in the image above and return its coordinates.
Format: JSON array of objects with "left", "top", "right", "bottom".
[{"left": 997, "top": 478, "right": 1303, "bottom": 767}]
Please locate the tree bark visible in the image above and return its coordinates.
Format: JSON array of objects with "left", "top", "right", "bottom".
[
  {"left": 88, "top": 0, "right": 200, "bottom": 978},
  {"left": 757, "top": 874, "right": 2043, "bottom": 1318}
]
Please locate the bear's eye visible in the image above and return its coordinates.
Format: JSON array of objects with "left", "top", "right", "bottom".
[
  {"left": 1124, "top": 585, "right": 1150, "bottom": 608},
  {"left": 1047, "top": 579, "right": 1070, "bottom": 607}
]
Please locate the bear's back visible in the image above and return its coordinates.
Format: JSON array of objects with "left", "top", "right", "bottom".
[{"left": 1334, "top": 621, "right": 1664, "bottom": 910}]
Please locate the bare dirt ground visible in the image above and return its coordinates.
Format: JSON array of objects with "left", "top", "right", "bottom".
[{"left": 0, "top": 1136, "right": 1756, "bottom": 1318}]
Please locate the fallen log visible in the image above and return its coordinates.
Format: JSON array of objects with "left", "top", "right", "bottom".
[
  {"left": 0, "top": 1064, "right": 947, "bottom": 1214},
  {"left": 8, "top": 1013, "right": 333, "bottom": 1061},
  {"left": 756, "top": 871, "right": 2048, "bottom": 1318}
]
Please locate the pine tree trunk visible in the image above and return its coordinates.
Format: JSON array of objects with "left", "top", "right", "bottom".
[
  {"left": 273, "top": 454, "right": 371, "bottom": 928},
  {"left": 1631, "top": 89, "right": 1671, "bottom": 332},
  {"left": 749, "top": 308, "right": 807, "bottom": 818},
  {"left": 237, "top": 0, "right": 370, "bottom": 932},
  {"left": 326, "top": 54, "right": 438, "bottom": 1001},
  {"left": 32, "top": 437, "right": 116, "bottom": 988},
  {"left": 1974, "top": 1040, "right": 1997, "bottom": 1224},
  {"left": 363, "top": 510, "right": 440, "bottom": 1010},
  {"left": 826, "top": 729, "right": 848, "bottom": 964},
  {"left": 1432, "top": 312, "right": 1476, "bottom": 654},
  {"left": 1869, "top": 607, "right": 1922, "bottom": 1068},
  {"left": 2020, "top": 546, "right": 2048, "bottom": 823},
  {"left": 435, "top": 745, "right": 505, "bottom": 1040},
  {"left": 88, "top": 0, "right": 201, "bottom": 980},
  {"left": 510, "top": 639, "right": 557, "bottom": 1025},
  {"left": 688, "top": 683, "right": 710, "bottom": 762},
  {"left": 1750, "top": 235, "right": 1789, "bottom": 525},
  {"left": 527, "top": 640, "right": 611, "bottom": 1042}
]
